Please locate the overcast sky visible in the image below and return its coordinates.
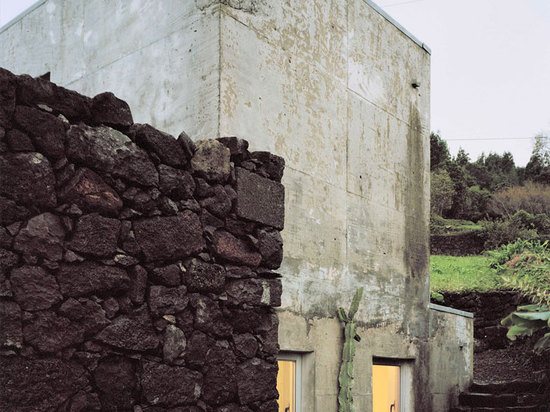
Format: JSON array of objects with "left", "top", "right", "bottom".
[{"left": 2, "top": 0, "right": 549, "bottom": 166}]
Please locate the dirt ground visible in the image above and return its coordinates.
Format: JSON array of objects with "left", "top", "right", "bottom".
[{"left": 474, "top": 338, "right": 550, "bottom": 383}]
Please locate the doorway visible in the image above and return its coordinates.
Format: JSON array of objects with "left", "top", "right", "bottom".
[{"left": 373, "top": 364, "right": 400, "bottom": 412}]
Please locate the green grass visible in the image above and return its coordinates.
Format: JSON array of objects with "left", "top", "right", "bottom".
[
  {"left": 430, "top": 254, "right": 504, "bottom": 293},
  {"left": 430, "top": 215, "right": 483, "bottom": 235}
]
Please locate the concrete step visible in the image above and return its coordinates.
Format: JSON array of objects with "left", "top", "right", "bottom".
[
  {"left": 471, "top": 380, "right": 547, "bottom": 395},
  {"left": 459, "top": 392, "right": 518, "bottom": 407},
  {"left": 452, "top": 405, "right": 544, "bottom": 412}
]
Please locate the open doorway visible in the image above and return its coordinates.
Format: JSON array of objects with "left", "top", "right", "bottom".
[{"left": 372, "top": 358, "right": 413, "bottom": 412}]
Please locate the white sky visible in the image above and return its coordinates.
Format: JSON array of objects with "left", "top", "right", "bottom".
[{"left": 2, "top": 0, "right": 549, "bottom": 166}]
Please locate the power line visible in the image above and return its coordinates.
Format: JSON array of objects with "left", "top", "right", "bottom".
[
  {"left": 445, "top": 137, "right": 535, "bottom": 142},
  {"left": 379, "top": 0, "right": 425, "bottom": 8}
]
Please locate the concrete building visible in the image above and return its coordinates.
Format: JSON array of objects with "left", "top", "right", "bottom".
[{"left": 0, "top": 1, "right": 473, "bottom": 410}]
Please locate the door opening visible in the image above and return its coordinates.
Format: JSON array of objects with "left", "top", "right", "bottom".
[{"left": 373, "top": 364, "right": 400, "bottom": 412}]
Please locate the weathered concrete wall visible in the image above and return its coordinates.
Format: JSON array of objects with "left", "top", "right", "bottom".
[
  {"left": 0, "top": 1, "right": 472, "bottom": 410},
  {"left": 428, "top": 305, "right": 474, "bottom": 411}
]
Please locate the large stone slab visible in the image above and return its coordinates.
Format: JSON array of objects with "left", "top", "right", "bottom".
[
  {"left": 133, "top": 211, "right": 205, "bottom": 261},
  {"left": 0, "top": 152, "right": 56, "bottom": 209},
  {"left": 235, "top": 168, "right": 284, "bottom": 229},
  {"left": 57, "top": 262, "right": 130, "bottom": 297},
  {"left": 0, "top": 357, "right": 89, "bottom": 411},
  {"left": 66, "top": 124, "right": 158, "bottom": 186},
  {"left": 236, "top": 358, "right": 278, "bottom": 404},
  {"left": 16, "top": 74, "right": 93, "bottom": 121}
]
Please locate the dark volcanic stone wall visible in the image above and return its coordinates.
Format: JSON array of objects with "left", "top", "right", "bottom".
[{"left": 0, "top": 68, "right": 284, "bottom": 412}]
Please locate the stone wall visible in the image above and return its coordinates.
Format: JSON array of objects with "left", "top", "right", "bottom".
[
  {"left": 434, "top": 291, "right": 528, "bottom": 352},
  {"left": 430, "top": 231, "right": 487, "bottom": 256},
  {"left": 0, "top": 68, "right": 284, "bottom": 411}
]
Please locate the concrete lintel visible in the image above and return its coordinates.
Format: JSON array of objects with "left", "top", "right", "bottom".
[
  {"left": 429, "top": 303, "right": 474, "bottom": 319},
  {"left": 363, "top": 0, "right": 432, "bottom": 55},
  {"left": 0, "top": 0, "right": 47, "bottom": 34}
]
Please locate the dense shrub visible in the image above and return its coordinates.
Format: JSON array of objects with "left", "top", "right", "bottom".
[
  {"left": 431, "top": 169, "right": 455, "bottom": 216},
  {"left": 482, "top": 218, "right": 538, "bottom": 250},
  {"left": 489, "top": 182, "right": 550, "bottom": 218},
  {"left": 492, "top": 240, "right": 550, "bottom": 352}
]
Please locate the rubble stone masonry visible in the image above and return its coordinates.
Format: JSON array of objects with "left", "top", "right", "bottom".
[{"left": 0, "top": 67, "right": 284, "bottom": 412}]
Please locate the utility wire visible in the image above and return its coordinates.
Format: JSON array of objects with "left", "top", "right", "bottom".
[
  {"left": 379, "top": 0, "right": 426, "bottom": 8},
  {"left": 445, "top": 137, "right": 536, "bottom": 141}
]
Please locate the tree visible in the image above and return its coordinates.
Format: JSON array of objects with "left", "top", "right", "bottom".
[
  {"left": 431, "top": 169, "right": 455, "bottom": 216},
  {"left": 454, "top": 148, "right": 469, "bottom": 167},
  {"left": 525, "top": 134, "right": 550, "bottom": 184},
  {"left": 430, "top": 132, "right": 450, "bottom": 171}
]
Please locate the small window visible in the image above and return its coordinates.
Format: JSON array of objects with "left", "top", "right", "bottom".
[{"left": 277, "top": 353, "right": 302, "bottom": 412}]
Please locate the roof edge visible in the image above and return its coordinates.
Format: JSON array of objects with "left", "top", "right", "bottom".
[
  {"left": 363, "top": 0, "right": 431, "bottom": 55},
  {"left": 0, "top": 0, "right": 48, "bottom": 35}
]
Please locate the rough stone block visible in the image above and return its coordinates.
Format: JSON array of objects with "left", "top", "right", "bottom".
[
  {"left": 141, "top": 361, "right": 203, "bottom": 407},
  {"left": 14, "top": 105, "right": 65, "bottom": 158},
  {"left": 0, "top": 152, "right": 56, "bottom": 209},
  {"left": 250, "top": 151, "right": 285, "bottom": 182},
  {"left": 152, "top": 263, "right": 182, "bottom": 286},
  {"left": 57, "top": 262, "right": 130, "bottom": 297},
  {"left": 94, "top": 356, "right": 137, "bottom": 410},
  {"left": 23, "top": 311, "right": 84, "bottom": 352},
  {"left": 0, "top": 247, "right": 18, "bottom": 275},
  {"left": 95, "top": 305, "right": 159, "bottom": 351},
  {"left": 0, "top": 357, "right": 89, "bottom": 411},
  {"left": 148, "top": 285, "right": 189, "bottom": 316},
  {"left": 237, "top": 358, "right": 278, "bottom": 404},
  {"left": 191, "top": 139, "right": 231, "bottom": 183},
  {"left": 10, "top": 265, "right": 63, "bottom": 311},
  {"left": 16, "top": 74, "right": 92, "bottom": 121},
  {"left": 58, "top": 167, "right": 123, "bottom": 216},
  {"left": 0, "top": 68, "right": 16, "bottom": 128},
  {"left": 91, "top": 91, "right": 133, "bottom": 128},
  {"left": 212, "top": 230, "right": 261, "bottom": 268},
  {"left": 133, "top": 212, "right": 205, "bottom": 261},
  {"left": 67, "top": 213, "right": 121, "bottom": 257},
  {"left": 6, "top": 129, "right": 34, "bottom": 152},
  {"left": 0, "top": 300, "right": 22, "bottom": 348},
  {"left": 66, "top": 124, "right": 158, "bottom": 187},
  {"left": 203, "top": 347, "right": 238, "bottom": 406},
  {"left": 14, "top": 212, "right": 65, "bottom": 261},
  {"left": 163, "top": 324, "right": 187, "bottom": 363},
  {"left": 235, "top": 168, "right": 284, "bottom": 229},
  {"left": 130, "top": 123, "right": 187, "bottom": 167},
  {"left": 158, "top": 164, "right": 196, "bottom": 200},
  {"left": 256, "top": 229, "right": 283, "bottom": 269},
  {"left": 185, "top": 258, "right": 226, "bottom": 293}
]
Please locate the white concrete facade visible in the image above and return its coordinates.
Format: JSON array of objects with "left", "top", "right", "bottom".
[{"left": 0, "top": 1, "right": 473, "bottom": 410}]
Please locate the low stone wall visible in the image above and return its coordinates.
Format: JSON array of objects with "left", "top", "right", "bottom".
[
  {"left": 434, "top": 291, "right": 528, "bottom": 352},
  {"left": 430, "top": 231, "right": 487, "bottom": 256},
  {"left": 0, "top": 68, "right": 284, "bottom": 411}
]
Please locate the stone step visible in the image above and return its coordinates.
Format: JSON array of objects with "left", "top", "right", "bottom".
[
  {"left": 459, "top": 392, "right": 518, "bottom": 407},
  {"left": 451, "top": 405, "right": 543, "bottom": 412},
  {"left": 471, "top": 380, "right": 547, "bottom": 395}
]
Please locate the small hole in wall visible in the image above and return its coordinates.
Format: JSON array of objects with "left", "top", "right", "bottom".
[{"left": 359, "top": 175, "right": 362, "bottom": 179}]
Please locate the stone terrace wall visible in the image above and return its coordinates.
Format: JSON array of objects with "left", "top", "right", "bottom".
[
  {"left": 0, "top": 68, "right": 284, "bottom": 412},
  {"left": 430, "top": 231, "right": 487, "bottom": 256},
  {"left": 434, "top": 291, "right": 528, "bottom": 352}
]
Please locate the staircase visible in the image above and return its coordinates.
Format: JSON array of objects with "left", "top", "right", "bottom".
[{"left": 451, "top": 379, "right": 549, "bottom": 412}]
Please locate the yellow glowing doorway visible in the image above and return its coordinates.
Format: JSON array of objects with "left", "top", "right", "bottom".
[
  {"left": 277, "top": 359, "right": 296, "bottom": 412},
  {"left": 373, "top": 364, "right": 400, "bottom": 412}
]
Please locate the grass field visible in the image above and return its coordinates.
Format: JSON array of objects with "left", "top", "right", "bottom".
[{"left": 430, "top": 254, "right": 504, "bottom": 293}]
